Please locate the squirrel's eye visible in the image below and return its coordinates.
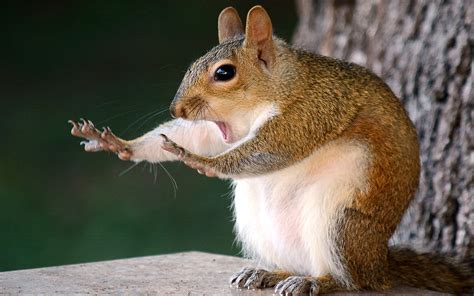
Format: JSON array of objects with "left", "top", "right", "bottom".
[{"left": 214, "top": 64, "right": 236, "bottom": 81}]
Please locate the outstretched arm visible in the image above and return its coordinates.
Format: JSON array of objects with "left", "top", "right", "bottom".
[{"left": 69, "top": 118, "right": 229, "bottom": 163}]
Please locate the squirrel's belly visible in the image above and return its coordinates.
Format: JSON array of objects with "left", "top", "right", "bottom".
[
  {"left": 232, "top": 139, "right": 370, "bottom": 278},
  {"left": 233, "top": 177, "right": 312, "bottom": 274}
]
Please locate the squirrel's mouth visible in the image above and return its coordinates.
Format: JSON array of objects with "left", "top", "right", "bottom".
[{"left": 213, "top": 121, "right": 231, "bottom": 143}]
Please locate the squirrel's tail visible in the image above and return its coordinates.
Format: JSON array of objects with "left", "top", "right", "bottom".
[{"left": 388, "top": 246, "right": 473, "bottom": 294}]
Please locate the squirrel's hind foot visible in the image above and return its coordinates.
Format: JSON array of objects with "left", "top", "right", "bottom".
[
  {"left": 275, "top": 276, "right": 320, "bottom": 295},
  {"left": 229, "top": 267, "right": 291, "bottom": 290}
]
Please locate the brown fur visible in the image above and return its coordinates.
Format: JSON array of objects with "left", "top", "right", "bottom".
[
  {"left": 164, "top": 5, "right": 473, "bottom": 295},
  {"left": 388, "top": 247, "right": 473, "bottom": 294}
]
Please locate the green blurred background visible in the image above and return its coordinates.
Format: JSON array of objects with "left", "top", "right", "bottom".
[{"left": 0, "top": 1, "right": 296, "bottom": 271}]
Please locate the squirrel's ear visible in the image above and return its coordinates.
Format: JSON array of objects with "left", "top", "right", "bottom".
[
  {"left": 218, "top": 7, "right": 244, "bottom": 44},
  {"left": 244, "top": 6, "right": 274, "bottom": 67}
]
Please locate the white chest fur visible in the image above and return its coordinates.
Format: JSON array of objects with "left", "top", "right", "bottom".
[{"left": 232, "top": 139, "right": 370, "bottom": 283}]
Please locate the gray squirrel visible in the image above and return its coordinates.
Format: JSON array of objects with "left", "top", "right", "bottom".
[{"left": 69, "top": 5, "right": 472, "bottom": 295}]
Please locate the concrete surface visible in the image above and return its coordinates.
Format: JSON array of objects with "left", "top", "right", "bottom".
[{"left": 0, "top": 251, "right": 447, "bottom": 295}]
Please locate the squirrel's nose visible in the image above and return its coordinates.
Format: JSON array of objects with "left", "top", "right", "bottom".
[
  {"left": 169, "top": 102, "right": 187, "bottom": 119},
  {"left": 170, "top": 91, "right": 182, "bottom": 118},
  {"left": 169, "top": 104, "right": 177, "bottom": 118}
]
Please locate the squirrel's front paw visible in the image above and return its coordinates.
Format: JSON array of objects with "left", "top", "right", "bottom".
[
  {"left": 160, "top": 134, "right": 187, "bottom": 159},
  {"left": 69, "top": 119, "right": 132, "bottom": 160},
  {"left": 160, "top": 134, "right": 216, "bottom": 177},
  {"left": 275, "top": 276, "right": 320, "bottom": 295}
]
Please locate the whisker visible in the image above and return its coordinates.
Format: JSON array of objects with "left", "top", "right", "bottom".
[
  {"left": 157, "top": 162, "right": 178, "bottom": 198},
  {"left": 121, "top": 106, "right": 169, "bottom": 136},
  {"left": 122, "top": 109, "right": 164, "bottom": 133},
  {"left": 118, "top": 161, "right": 142, "bottom": 177},
  {"left": 186, "top": 99, "right": 201, "bottom": 118},
  {"left": 141, "top": 162, "right": 148, "bottom": 173},
  {"left": 131, "top": 108, "right": 170, "bottom": 134},
  {"left": 96, "top": 108, "right": 142, "bottom": 125}
]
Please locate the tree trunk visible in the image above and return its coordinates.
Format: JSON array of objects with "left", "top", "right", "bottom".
[{"left": 293, "top": 0, "right": 473, "bottom": 258}]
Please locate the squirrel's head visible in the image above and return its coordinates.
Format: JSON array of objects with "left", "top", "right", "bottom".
[{"left": 171, "top": 6, "right": 285, "bottom": 144}]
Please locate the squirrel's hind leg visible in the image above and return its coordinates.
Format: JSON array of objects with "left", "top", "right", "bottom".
[{"left": 230, "top": 267, "right": 291, "bottom": 290}]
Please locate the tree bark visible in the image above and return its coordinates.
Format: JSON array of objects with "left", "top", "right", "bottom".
[{"left": 293, "top": 0, "right": 473, "bottom": 258}]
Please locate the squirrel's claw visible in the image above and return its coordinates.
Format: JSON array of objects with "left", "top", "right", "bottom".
[
  {"left": 101, "top": 126, "right": 122, "bottom": 152},
  {"left": 230, "top": 267, "right": 284, "bottom": 290},
  {"left": 274, "top": 276, "right": 320, "bottom": 296},
  {"left": 160, "top": 134, "right": 217, "bottom": 177},
  {"left": 160, "top": 134, "right": 186, "bottom": 159},
  {"left": 69, "top": 119, "right": 99, "bottom": 141},
  {"left": 230, "top": 267, "right": 255, "bottom": 288},
  {"left": 68, "top": 119, "right": 132, "bottom": 160},
  {"left": 68, "top": 120, "right": 81, "bottom": 137}
]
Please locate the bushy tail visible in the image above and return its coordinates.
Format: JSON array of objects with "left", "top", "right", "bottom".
[{"left": 388, "top": 247, "right": 473, "bottom": 294}]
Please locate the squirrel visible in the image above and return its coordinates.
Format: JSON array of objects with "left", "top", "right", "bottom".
[{"left": 69, "top": 5, "right": 473, "bottom": 295}]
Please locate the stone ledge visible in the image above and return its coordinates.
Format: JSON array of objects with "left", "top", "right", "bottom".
[{"left": 0, "top": 252, "right": 447, "bottom": 295}]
